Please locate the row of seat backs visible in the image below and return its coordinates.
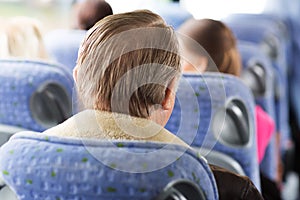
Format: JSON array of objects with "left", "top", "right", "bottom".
[
  {"left": 225, "top": 14, "right": 295, "bottom": 179},
  {"left": 0, "top": 131, "right": 218, "bottom": 200},
  {"left": 224, "top": 13, "right": 291, "bottom": 75},
  {"left": 237, "top": 41, "right": 278, "bottom": 181},
  {"left": 165, "top": 72, "right": 261, "bottom": 189},
  {"left": 265, "top": 0, "right": 300, "bottom": 128},
  {"left": 225, "top": 14, "right": 292, "bottom": 164},
  {"left": 0, "top": 59, "right": 73, "bottom": 133},
  {"left": 224, "top": 14, "right": 291, "bottom": 145}
]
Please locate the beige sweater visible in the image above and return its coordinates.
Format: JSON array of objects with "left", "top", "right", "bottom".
[{"left": 44, "top": 110, "right": 188, "bottom": 147}]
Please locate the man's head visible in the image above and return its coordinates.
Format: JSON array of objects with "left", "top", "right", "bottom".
[
  {"left": 73, "top": 0, "right": 113, "bottom": 30},
  {"left": 74, "top": 10, "right": 181, "bottom": 126}
]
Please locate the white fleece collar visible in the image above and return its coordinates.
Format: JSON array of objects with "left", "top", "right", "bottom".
[{"left": 43, "top": 110, "right": 188, "bottom": 146}]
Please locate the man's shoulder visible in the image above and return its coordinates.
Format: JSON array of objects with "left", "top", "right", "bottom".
[{"left": 209, "top": 164, "right": 263, "bottom": 200}]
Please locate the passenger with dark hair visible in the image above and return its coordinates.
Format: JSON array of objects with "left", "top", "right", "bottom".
[
  {"left": 72, "top": 0, "right": 113, "bottom": 30},
  {"left": 179, "top": 18, "right": 275, "bottom": 164},
  {"left": 179, "top": 18, "right": 280, "bottom": 200}
]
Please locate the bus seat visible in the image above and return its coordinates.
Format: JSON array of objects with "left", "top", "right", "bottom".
[
  {"left": 238, "top": 41, "right": 276, "bottom": 131},
  {"left": 0, "top": 132, "right": 218, "bottom": 200},
  {"left": 0, "top": 59, "right": 73, "bottom": 132},
  {"left": 165, "top": 73, "right": 261, "bottom": 190},
  {"left": 238, "top": 42, "right": 281, "bottom": 181},
  {"left": 45, "top": 29, "right": 86, "bottom": 72},
  {"left": 265, "top": 0, "right": 300, "bottom": 129},
  {"left": 226, "top": 22, "right": 291, "bottom": 157},
  {"left": 224, "top": 13, "right": 291, "bottom": 76}
]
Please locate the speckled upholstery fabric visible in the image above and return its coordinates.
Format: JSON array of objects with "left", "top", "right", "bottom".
[
  {"left": 0, "top": 132, "right": 218, "bottom": 200},
  {"left": 0, "top": 59, "right": 73, "bottom": 132},
  {"left": 166, "top": 72, "right": 261, "bottom": 190},
  {"left": 225, "top": 17, "right": 291, "bottom": 153},
  {"left": 238, "top": 42, "right": 278, "bottom": 180}
]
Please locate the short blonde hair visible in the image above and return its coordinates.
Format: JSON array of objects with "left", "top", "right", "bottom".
[
  {"left": 76, "top": 10, "right": 181, "bottom": 118},
  {"left": 4, "top": 16, "right": 48, "bottom": 60}
]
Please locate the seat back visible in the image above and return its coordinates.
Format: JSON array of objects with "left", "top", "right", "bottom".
[
  {"left": 0, "top": 59, "right": 73, "bottom": 132},
  {"left": 0, "top": 132, "right": 218, "bottom": 200},
  {"left": 238, "top": 41, "right": 279, "bottom": 180},
  {"left": 224, "top": 13, "right": 290, "bottom": 75},
  {"left": 165, "top": 72, "right": 260, "bottom": 189},
  {"left": 226, "top": 18, "right": 291, "bottom": 155},
  {"left": 45, "top": 29, "right": 86, "bottom": 72},
  {"left": 238, "top": 41, "right": 276, "bottom": 120}
]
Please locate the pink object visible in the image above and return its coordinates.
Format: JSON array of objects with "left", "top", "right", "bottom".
[{"left": 255, "top": 105, "right": 275, "bottom": 163}]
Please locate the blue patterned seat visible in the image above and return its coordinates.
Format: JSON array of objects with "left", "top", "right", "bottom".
[
  {"left": 0, "top": 132, "right": 218, "bottom": 200},
  {"left": 165, "top": 72, "right": 261, "bottom": 190},
  {"left": 0, "top": 59, "right": 73, "bottom": 132},
  {"left": 224, "top": 17, "right": 291, "bottom": 149},
  {"left": 224, "top": 13, "right": 291, "bottom": 75},
  {"left": 45, "top": 29, "right": 86, "bottom": 72},
  {"left": 238, "top": 41, "right": 276, "bottom": 116},
  {"left": 237, "top": 41, "right": 279, "bottom": 181}
]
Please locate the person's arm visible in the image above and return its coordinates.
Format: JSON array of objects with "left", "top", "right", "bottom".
[
  {"left": 255, "top": 105, "right": 275, "bottom": 163},
  {"left": 210, "top": 164, "right": 263, "bottom": 200}
]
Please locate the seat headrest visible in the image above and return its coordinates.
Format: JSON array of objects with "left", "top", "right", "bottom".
[
  {"left": 0, "top": 59, "right": 73, "bottom": 131},
  {"left": 0, "top": 132, "right": 219, "bottom": 200}
]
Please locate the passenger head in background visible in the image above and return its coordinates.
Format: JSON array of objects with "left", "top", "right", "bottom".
[
  {"left": 0, "top": 16, "right": 48, "bottom": 60},
  {"left": 179, "top": 18, "right": 276, "bottom": 166},
  {"left": 72, "top": 0, "right": 113, "bottom": 30},
  {"left": 74, "top": 9, "right": 181, "bottom": 126},
  {"left": 178, "top": 18, "right": 241, "bottom": 76}
]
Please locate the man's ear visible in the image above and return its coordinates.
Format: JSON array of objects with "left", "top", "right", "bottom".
[
  {"left": 162, "top": 88, "right": 172, "bottom": 110},
  {"left": 162, "top": 80, "right": 176, "bottom": 111}
]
